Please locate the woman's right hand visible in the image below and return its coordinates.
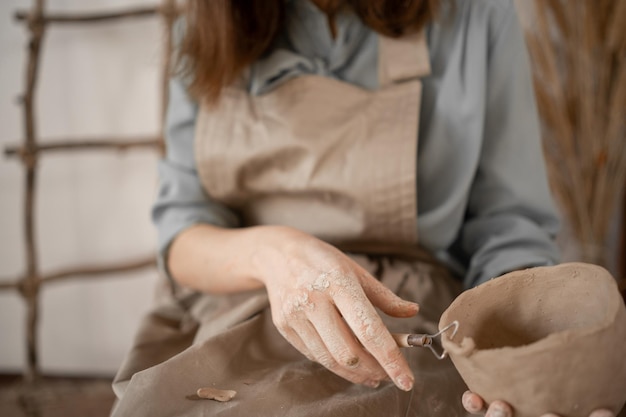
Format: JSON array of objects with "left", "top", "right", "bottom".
[{"left": 252, "top": 226, "right": 420, "bottom": 391}]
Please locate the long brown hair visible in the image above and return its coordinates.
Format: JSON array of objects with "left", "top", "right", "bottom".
[{"left": 179, "top": 0, "right": 440, "bottom": 103}]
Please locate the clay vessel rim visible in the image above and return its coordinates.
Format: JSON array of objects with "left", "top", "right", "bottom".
[
  {"left": 440, "top": 263, "right": 621, "bottom": 358},
  {"left": 442, "top": 313, "right": 615, "bottom": 358}
]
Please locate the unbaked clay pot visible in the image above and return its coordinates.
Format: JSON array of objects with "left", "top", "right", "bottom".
[{"left": 439, "top": 262, "right": 626, "bottom": 417}]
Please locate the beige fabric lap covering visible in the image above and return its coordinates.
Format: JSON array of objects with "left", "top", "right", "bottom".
[{"left": 112, "top": 255, "right": 470, "bottom": 417}]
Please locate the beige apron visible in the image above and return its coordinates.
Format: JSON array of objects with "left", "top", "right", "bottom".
[
  {"left": 194, "top": 32, "right": 432, "bottom": 246},
  {"left": 112, "top": 31, "right": 470, "bottom": 417}
]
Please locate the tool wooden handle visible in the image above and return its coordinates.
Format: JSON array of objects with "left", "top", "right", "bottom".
[{"left": 392, "top": 333, "right": 430, "bottom": 348}]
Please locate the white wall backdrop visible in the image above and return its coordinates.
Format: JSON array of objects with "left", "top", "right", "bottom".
[{"left": 0, "top": 0, "right": 163, "bottom": 376}]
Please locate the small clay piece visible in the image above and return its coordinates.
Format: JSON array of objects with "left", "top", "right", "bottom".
[
  {"left": 196, "top": 387, "right": 237, "bottom": 402},
  {"left": 439, "top": 263, "right": 626, "bottom": 417}
]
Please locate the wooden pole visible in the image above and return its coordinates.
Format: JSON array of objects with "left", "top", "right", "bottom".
[
  {"left": 21, "top": 0, "right": 46, "bottom": 384},
  {"left": 617, "top": 184, "right": 626, "bottom": 303}
]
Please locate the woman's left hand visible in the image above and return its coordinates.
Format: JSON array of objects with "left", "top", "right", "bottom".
[{"left": 461, "top": 391, "right": 615, "bottom": 417}]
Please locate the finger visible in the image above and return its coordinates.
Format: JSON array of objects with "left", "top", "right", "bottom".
[
  {"left": 292, "top": 318, "right": 379, "bottom": 387},
  {"left": 485, "top": 400, "right": 513, "bottom": 417},
  {"left": 589, "top": 410, "right": 615, "bottom": 417},
  {"left": 270, "top": 301, "right": 315, "bottom": 361},
  {"left": 360, "top": 273, "right": 419, "bottom": 318},
  {"left": 461, "top": 391, "right": 485, "bottom": 414},
  {"left": 334, "top": 284, "right": 414, "bottom": 391},
  {"left": 541, "top": 414, "right": 560, "bottom": 417},
  {"left": 292, "top": 318, "right": 339, "bottom": 369},
  {"left": 275, "top": 323, "right": 314, "bottom": 361},
  {"left": 306, "top": 296, "right": 387, "bottom": 383}
]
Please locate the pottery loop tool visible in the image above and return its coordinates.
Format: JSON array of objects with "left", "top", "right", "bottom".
[{"left": 392, "top": 321, "right": 459, "bottom": 360}]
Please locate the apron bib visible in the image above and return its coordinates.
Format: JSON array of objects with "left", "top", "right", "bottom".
[
  {"left": 194, "top": 32, "right": 430, "bottom": 245},
  {"left": 112, "top": 30, "right": 471, "bottom": 417}
]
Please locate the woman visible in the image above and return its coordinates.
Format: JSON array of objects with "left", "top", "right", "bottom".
[{"left": 112, "top": 1, "right": 614, "bottom": 416}]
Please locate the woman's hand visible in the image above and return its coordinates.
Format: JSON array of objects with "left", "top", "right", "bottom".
[
  {"left": 168, "top": 224, "right": 418, "bottom": 390},
  {"left": 253, "top": 226, "right": 419, "bottom": 391},
  {"left": 462, "top": 391, "right": 615, "bottom": 417}
]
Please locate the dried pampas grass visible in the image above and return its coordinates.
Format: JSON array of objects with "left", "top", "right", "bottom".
[{"left": 517, "top": 0, "right": 626, "bottom": 267}]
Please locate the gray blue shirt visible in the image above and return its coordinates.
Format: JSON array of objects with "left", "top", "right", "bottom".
[{"left": 153, "top": 0, "right": 560, "bottom": 288}]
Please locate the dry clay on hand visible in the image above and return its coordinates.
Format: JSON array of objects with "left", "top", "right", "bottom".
[{"left": 439, "top": 262, "right": 626, "bottom": 417}]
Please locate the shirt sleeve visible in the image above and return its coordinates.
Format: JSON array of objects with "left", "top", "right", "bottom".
[
  {"left": 458, "top": 2, "right": 561, "bottom": 288},
  {"left": 152, "top": 75, "right": 240, "bottom": 269}
]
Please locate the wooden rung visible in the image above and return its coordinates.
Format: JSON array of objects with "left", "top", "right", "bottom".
[
  {"left": 0, "top": 257, "right": 156, "bottom": 292},
  {"left": 4, "top": 137, "right": 163, "bottom": 158},
  {"left": 0, "top": 280, "right": 20, "bottom": 291},
  {"left": 14, "top": 6, "right": 161, "bottom": 25},
  {"left": 42, "top": 257, "right": 157, "bottom": 284}
]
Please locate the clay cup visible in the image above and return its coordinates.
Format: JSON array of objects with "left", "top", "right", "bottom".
[{"left": 439, "top": 262, "right": 626, "bottom": 417}]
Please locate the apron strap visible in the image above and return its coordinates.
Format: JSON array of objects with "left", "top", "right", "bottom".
[{"left": 378, "top": 29, "right": 431, "bottom": 87}]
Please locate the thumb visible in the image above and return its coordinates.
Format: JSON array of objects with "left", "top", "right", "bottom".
[{"left": 360, "top": 274, "right": 419, "bottom": 318}]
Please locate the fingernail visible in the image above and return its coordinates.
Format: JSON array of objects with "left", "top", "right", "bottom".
[
  {"left": 486, "top": 408, "right": 508, "bottom": 417},
  {"left": 462, "top": 392, "right": 481, "bottom": 412},
  {"left": 364, "top": 380, "right": 380, "bottom": 389},
  {"left": 395, "top": 375, "right": 413, "bottom": 391},
  {"left": 590, "top": 411, "right": 615, "bottom": 417},
  {"left": 461, "top": 393, "right": 472, "bottom": 409},
  {"left": 402, "top": 300, "right": 419, "bottom": 308}
]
